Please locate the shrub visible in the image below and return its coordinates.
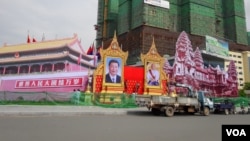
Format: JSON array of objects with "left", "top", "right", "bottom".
[{"left": 243, "top": 82, "right": 250, "bottom": 90}]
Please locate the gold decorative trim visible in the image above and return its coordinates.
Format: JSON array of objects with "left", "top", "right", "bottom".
[
  {"left": 141, "top": 36, "right": 167, "bottom": 95},
  {"left": 93, "top": 31, "right": 128, "bottom": 94},
  {"left": 93, "top": 64, "right": 104, "bottom": 75}
]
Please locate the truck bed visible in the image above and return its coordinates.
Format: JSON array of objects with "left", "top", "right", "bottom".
[
  {"left": 152, "top": 96, "right": 176, "bottom": 104},
  {"left": 177, "top": 97, "right": 199, "bottom": 105},
  {"left": 135, "top": 95, "right": 151, "bottom": 107},
  {"left": 135, "top": 95, "right": 199, "bottom": 106}
]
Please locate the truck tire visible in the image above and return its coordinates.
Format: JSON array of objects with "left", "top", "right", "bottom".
[
  {"left": 230, "top": 108, "right": 236, "bottom": 114},
  {"left": 165, "top": 107, "right": 174, "bottom": 117},
  {"left": 224, "top": 109, "right": 229, "bottom": 115},
  {"left": 203, "top": 107, "right": 210, "bottom": 116}
]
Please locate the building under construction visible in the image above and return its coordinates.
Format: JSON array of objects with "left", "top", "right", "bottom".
[{"left": 96, "top": 0, "right": 250, "bottom": 64}]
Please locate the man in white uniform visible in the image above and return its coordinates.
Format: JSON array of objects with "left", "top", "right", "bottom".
[{"left": 147, "top": 63, "right": 160, "bottom": 86}]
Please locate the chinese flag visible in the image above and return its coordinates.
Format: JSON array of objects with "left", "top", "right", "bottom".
[
  {"left": 32, "top": 38, "right": 37, "bottom": 42},
  {"left": 27, "top": 35, "right": 31, "bottom": 43}
]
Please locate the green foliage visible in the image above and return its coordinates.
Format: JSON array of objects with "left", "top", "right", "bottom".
[
  {"left": 17, "top": 96, "right": 24, "bottom": 101},
  {"left": 94, "top": 94, "right": 101, "bottom": 102},
  {"left": 238, "top": 89, "right": 246, "bottom": 97},
  {"left": 93, "top": 93, "right": 138, "bottom": 108},
  {"left": 120, "top": 93, "right": 126, "bottom": 103},
  {"left": 110, "top": 96, "right": 115, "bottom": 102},
  {"left": 0, "top": 92, "right": 138, "bottom": 108},
  {"left": 243, "top": 82, "right": 250, "bottom": 90}
]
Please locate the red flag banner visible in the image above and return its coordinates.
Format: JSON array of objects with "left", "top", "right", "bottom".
[
  {"left": 97, "top": 46, "right": 101, "bottom": 60},
  {"left": 32, "top": 38, "right": 37, "bottom": 42},
  {"left": 87, "top": 44, "right": 93, "bottom": 55},
  {"left": 93, "top": 45, "right": 96, "bottom": 66},
  {"left": 27, "top": 35, "right": 31, "bottom": 43}
]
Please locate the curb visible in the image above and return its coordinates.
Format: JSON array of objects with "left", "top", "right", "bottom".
[
  {"left": 0, "top": 111, "right": 128, "bottom": 117},
  {"left": 0, "top": 105, "right": 144, "bottom": 117}
]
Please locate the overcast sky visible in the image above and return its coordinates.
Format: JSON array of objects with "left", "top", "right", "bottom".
[{"left": 0, "top": 0, "right": 250, "bottom": 51}]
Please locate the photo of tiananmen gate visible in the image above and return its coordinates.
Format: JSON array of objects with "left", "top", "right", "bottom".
[{"left": 0, "top": 34, "right": 97, "bottom": 101}]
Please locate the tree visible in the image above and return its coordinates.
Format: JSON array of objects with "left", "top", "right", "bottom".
[
  {"left": 243, "top": 82, "right": 250, "bottom": 97},
  {"left": 243, "top": 82, "right": 250, "bottom": 90},
  {"left": 238, "top": 89, "right": 246, "bottom": 97}
]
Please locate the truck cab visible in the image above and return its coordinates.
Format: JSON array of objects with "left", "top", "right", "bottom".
[{"left": 197, "top": 91, "right": 214, "bottom": 113}]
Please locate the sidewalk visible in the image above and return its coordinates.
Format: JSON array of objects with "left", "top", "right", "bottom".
[{"left": 0, "top": 105, "right": 146, "bottom": 117}]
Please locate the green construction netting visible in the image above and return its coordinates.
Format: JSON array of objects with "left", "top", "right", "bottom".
[
  {"left": 93, "top": 93, "right": 137, "bottom": 108},
  {"left": 0, "top": 91, "right": 137, "bottom": 108},
  {"left": 1, "top": 91, "right": 249, "bottom": 108}
]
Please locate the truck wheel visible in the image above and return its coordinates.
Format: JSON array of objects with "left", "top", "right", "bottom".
[
  {"left": 241, "top": 109, "right": 246, "bottom": 114},
  {"left": 230, "top": 108, "right": 236, "bottom": 114},
  {"left": 224, "top": 109, "right": 229, "bottom": 115},
  {"left": 165, "top": 107, "right": 174, "bottom": 117},
  {"left": 203, "top": 107, "right": 210, "bottom": 116}
]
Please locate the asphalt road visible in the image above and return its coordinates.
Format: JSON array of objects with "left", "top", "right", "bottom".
[{"left": 0, "top": 110, "right": 249, "bottom": 141}]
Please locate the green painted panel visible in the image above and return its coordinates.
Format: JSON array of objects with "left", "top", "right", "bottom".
[
  {"left": 181, "top": 0, "right": 215, "bottom": 8},
  {"left": 108, "top": 0, "right": 119, "bottom": 13},
  {"left": 223, "top": 0, "right": 245, "bottom": 17},
  {"left": 97, "top": 0, "right": 248, "bottom": 45},
  {"left": 119, "top": 0, "right": 127, "bottom": 4},
  {"left": 118, "top": 0, "right": 131, "bottom": 34},
  {"left": 169, "top": 0, "right": 180, "bottom": 5},
  {"left": 143, "top": 4, "right": 170, "bottom": 29},
  {"left": 131, "top": 0, "right": 144, "bottom": 29},
  {"left": 169, "top": 4, "right": 178, "bottom": 14}
]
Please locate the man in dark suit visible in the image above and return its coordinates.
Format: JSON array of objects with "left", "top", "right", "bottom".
[{"left": 105, "top": 59, "right": 121, "bottom": 83}]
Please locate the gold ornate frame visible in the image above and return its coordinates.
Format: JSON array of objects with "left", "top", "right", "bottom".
[
  {"left": 141, "top": 37, "right": 167, "bottom": 95},
  {"left": 145, "top": 61, "right": 161, "bottom": 88},
  {"left": 103, "top": 56, "right": 123, "bottom": 86},
  {"left": 93, "top": 32, "right": 128, "bottom": 93}
]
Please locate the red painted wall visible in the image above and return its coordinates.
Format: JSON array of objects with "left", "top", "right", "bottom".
[{"left": 124, "top": 66, "right": 144, "bottom": 94}]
